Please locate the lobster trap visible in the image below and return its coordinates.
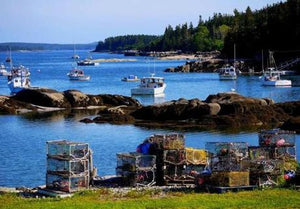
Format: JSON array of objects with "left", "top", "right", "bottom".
[
  {"left": 206, "top": 142, "right": 249, "bottom": 171},
  {"left": 248, "top": 146, "right": 274, "bottom": 161},
  {"left": 46, "top": 173, "right": 89, "bottom": 193},
  {"left": 47, "top": 140, "right": 89, "bottom": 158},
  {"left": 210, "top": 171, "right": 250, "bottom": 187},
  {"left": 46, "top": 140, "right": 91, "bottom": 192},
  {"left": 163, "top": 149, "right": 186, "bottom": 165},
  {"left": 116, "top": 152, "right": 156, "bottom": 186},
  {"left": 149, "top": 133, "right": 185, "bottom": 150},
  {"left": 47, "top": 158, "right": 89, "bottom": 175},
  {"left": 259, "top": 129, "right": 296, "bottom": 147},
  {"left": 249, "top": 160, "right": 284, "bottom": 175},
  {"left": 275, "top": 146, "right": 296, "bottom": 160},
  {"left": 185, "top": 148, "right": 207, "bottom": 165}
]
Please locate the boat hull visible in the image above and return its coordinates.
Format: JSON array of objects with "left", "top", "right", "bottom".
[
  {"left": 69, "top": 75, "right": 90, "bottom": 81},
  {"left": 131, "top": 84, "right": 166, "bottom": 95},
  {"left": 219, "top": 75, "right": 237, "bottom": 80},
  {"left": 8, "top": 77, "right": 30, "bottom": 94},
  {"left": 262, "top": 79, "right": 292, "bottom": 86}
]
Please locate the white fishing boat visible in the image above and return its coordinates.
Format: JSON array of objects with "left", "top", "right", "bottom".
[
  {"left": 218, "top": 65, "right": 237, "bottom": 80},
  {"left": 8, "top": 65, "right": 31, "bottom": 94},
  {"left": 67, "top": 68, "right": 90, "bottom": 81},
  {"left": 262, "top": 68, "right": 291, "bottom": 86},
  {"left": 121, "top": 75, "right": 140, "bottom": 82},
  {"left": 262, "top": 51, "right": 291, "bottom": 86},
  {"left": 77, "top": 59, "right": 99, "bottom": 66},
  {"left": 131, "top": 74, "right": 166, "bottom": 95},
  {"left": 219, "top": 44, "right": 238, "bottom": 80},
  {"left": 0, "top": 64, "right": 9, "bottom": 76}
]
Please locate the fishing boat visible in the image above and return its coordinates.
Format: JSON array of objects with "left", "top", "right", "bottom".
[
  {"left": 131, "top": 74, "right": 166, "bottom": 95},
  {"left": 7, "top": 65, "right": 31, "bottom": 94},
  {"left": 262, "top": 51, "right": 291, "bottom": 86},
  {"left": 0, "top": 64, "right": 9, "bottom": 76},
  {"left": 218, "top": 65, "right": 237, "bottom": 80},
  {"left": 67, "top": 68, "right": 90, "bottom": 81},
  {"left": 77, "top": 59, "right": 99, "bottom": 66},
  {"left": 219, "top": 44, "right": 238, "bottom": 80},
  {"left": 121, "top": 75, "right": 140, "bottom": 82},
  {"left": 262, "top": 68, "right": 291, "bottom": 86}
]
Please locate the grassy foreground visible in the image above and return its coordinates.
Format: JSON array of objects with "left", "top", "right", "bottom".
[{"left": 1, "top": 188, "right": 300, "bottom": 209}]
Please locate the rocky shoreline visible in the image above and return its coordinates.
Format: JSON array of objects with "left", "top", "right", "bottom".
[{"left": 0, "top": 88, "right": 299, "bottom": 132}]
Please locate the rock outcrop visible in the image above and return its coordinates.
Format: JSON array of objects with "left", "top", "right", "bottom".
[
  {"left": 0, "top": 88, "right": 141, "bottom": 114},
  {"left": 1, "top": 88, "right": 299, "bottom": 132},
  {"left": 130, "top": 92, "right": 290, "bottom": 129},
  {"left": 165, "top": 60, "right": 224, "bottom": 73}
]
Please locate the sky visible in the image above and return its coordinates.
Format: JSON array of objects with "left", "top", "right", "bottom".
[{"left": 0, "top": 0, "right": 284, "bottom": 44}]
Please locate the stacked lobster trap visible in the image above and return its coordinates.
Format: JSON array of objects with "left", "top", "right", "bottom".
[
  {"left": 46, "top": 140, "right": 91, "bottom": 192},
  {"left": 149, "top": 133, "right": 193, "bottom": 185},
  {"left": 206, "top": 142, "right": 250, "bottom": 187},
  {"left": 248, "top": 129, "right": 297, "bottom": 186},
  {"left": 116, "top": 152, "right": 156, "bottom": 187}
]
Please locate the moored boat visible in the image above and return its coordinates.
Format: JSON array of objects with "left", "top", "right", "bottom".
[
  {"left": 67, "top": 68, "right": 90, "bottom": 81},
  {"left": 121, "top": 75, "right": 140, "bottom": 82},
  {"left": 0, "top": 64, "right": 9, "bottom": 76},
  {"left": 131, "top": 74, "right": 166, "bottom": 95},
  {"left": 261, "top": 51, "right": 291, "bottom": 86},
  {"left": 218, "top": 65, "right": 237, "bottom": 80},
  {"left": 77, "top": 59, "right": 99, "bottom": 66},
  {"left": 262, "top": 68, "right": 291, "bottom": 86},
  {"left": 7, "top": 65, "right": 31, "bottom": 94}
]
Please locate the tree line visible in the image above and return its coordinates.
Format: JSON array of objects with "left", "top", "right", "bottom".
[
  {"left": 94, "top": 35, "right": 160, "bottom": 51},
  {"left": 94, "top": 0, "right": 299, "bottom": 59}
]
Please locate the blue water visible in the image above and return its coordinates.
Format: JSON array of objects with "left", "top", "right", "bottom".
[{"left": 0, "top": 50, "right": 299, "bottom": 188}]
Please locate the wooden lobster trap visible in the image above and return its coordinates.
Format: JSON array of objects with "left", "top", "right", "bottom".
[
  {"left": 116, "top": 152, "right": 156, "bottom": 186},
  {"left": 46, "top": 140, "right": 92, "bottom": 193},
  {"left": 206, "top": 142, "right": 249, "bottom": 172},
  {"left": 149, "top": 133, "right": 185, "bottom": 150},
  {"left": 259, "top": 129, "right": 296, "bottom": 147},
  {"left": 210, "top": 171, "right": 250, "bottom": 187},
  {"left": 46, "top": 173, "right": 89, "bottom": 193}
]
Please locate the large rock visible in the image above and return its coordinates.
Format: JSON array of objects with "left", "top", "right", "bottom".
[
  {"left": 96, "top": 94, "right": 141, "bottom": 107},
  {"left": 12, "top": 88, "right": 141, "bottom": 109},
  {"left": 164, "top": 60, "right": 224, "bottom": 73},
  {"left": 63, "top": 90, "right": 90, "bottom": 107},
  {"left": 0, "top": 95, "right": 36, "bottom": 114},
  {"left": 281, "top": 116, "right": 300, "bottom": 132},
  {"left": 131, "top": 92, "right": 292, "bottom": 129},
  {"left": 132, "top": 98, "right": 217, "bottom": 121},
  {"left": 13, "top": 88, "right": 71, "bottom": 108}
]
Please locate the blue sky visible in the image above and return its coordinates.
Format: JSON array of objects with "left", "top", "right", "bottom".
[{"left": 0, "top": 0, "right": 284, "bottom": 44}]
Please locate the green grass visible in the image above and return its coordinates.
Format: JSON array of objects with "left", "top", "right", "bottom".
[{"left": 1, "top": 188, "right": 300, "bottom": 209}]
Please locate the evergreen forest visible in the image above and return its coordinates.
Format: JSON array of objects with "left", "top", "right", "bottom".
[{"left": 94, "top": 0, "right": 299, "bottom": 60}]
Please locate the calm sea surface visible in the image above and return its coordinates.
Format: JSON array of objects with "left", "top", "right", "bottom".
[{"left": 0, "top": 50, "right": 299, "bottom": 187}]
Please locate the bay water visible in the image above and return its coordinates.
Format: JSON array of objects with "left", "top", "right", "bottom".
[{"left": 0, "top": 50, "right": 299, "bottom": 187}]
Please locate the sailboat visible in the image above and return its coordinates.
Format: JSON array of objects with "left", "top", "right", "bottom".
[
  {"left": 218, "top": 44, "right": 238, "bottom": 80},
  {"left": 71, "top": 44, "right": 80, "bottom": 59},
  {"left": 261, "top": 51, "right": 291, "bottom": 86},
  {"left": 5, "top": 48, "right": 11, "bottom": 63}
]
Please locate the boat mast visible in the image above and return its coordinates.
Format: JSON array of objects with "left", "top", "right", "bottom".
[
  {"left": 233, "top": 43, "right": 236, "bottom": 68},
  {"left": 262, "top": 49, "right": 264, "bottom": 73}
]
